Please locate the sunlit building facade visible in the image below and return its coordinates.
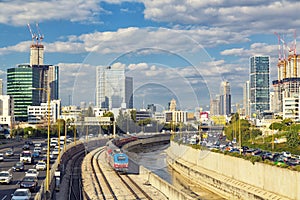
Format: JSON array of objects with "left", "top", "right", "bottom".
[
  {"left": 249, "top": 56, "right": 270, "bottom": 117},
  {"left": 96, "top": 66, "right": 133, "bottom": 110}
]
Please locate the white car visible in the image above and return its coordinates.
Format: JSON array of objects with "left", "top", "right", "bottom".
[
  {"left": 52, "top": 147, "right": 59, "bottom": 155},
  {"left": 35, "top": 161, "right": 46, "bottom": 171},
  {"left": 34, "top": 143, "right": 42, "bottom": 147},
  {"left": 0, "top": 170, "right": 13, "bottom": 184},
  {"left": 34, "top": 147, "right": 42, "bottom": 153},
  {"left": 50, "top": 141, "right": 57, "bottom": 148},
  {"left": 11, "top": 188, "right": 31, "bottom": 200},
  {"left": 25, "top": 169, "right": 39, "bottom": 178},
  {"left": 0, "top": 153, "right": 4, "bottom": 161}
]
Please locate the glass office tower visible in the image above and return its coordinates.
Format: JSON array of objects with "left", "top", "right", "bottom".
[
  {"left": 96, "top": 66, "right": 133, "bottom": 110},
  {"left": 7, "top": 65, "right": 40, "bottom": 122},
  {"left": 249, "top": 56, "right": 270, "bottom": 118}
]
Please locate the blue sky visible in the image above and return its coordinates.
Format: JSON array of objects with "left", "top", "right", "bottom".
[{"left": 0, "top": 0, "right": 299, "bottom": 111}]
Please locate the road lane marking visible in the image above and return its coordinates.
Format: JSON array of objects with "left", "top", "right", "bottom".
[{"left": 1, "top": 195, "right": 7, "bottom": 200}]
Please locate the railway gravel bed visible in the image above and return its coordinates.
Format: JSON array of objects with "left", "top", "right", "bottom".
[{"left": 82, "top": 147, "right": 168, "bottom": 200}]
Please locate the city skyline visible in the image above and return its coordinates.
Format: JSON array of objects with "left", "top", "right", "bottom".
[{"left": 0, "top": 1, "right": 299, "bottom": 110}]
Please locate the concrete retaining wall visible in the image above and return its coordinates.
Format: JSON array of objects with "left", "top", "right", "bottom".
[
  {"left": 122, "top": 134, "right": 171, "bottom": 150},
  {"left": 168, "top": 141, "right": 298, "bottom": 200},
  {"left": 139, "top": 165, "right": 193, "bottom": 200}
]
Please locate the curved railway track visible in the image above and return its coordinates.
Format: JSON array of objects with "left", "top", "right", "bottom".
[
  {"left": 91, "top": 148, "right": 153, "bottom": 200},
  {"left": 91, "top": 149, "right": 117, "bottom": 200},
  {"left": 68, "top": 151, "right": 85, "bottom": 200}
]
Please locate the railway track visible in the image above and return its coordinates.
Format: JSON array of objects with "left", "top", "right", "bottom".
[
  {"left": 117, "top": 173, "right": 153, "bottom": 200},
  {"left": 91, "top": 148, "right": 153, "bottom": 200},
  {"left": 91, "top": 149, "right": 117, "bottom": 200},
  {"left": 68, "top": 150, "right": 85, "bottom": 200}
]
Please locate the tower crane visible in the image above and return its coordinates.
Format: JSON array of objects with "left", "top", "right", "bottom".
[
  {"left": 36, "top": 23, "right": 44, "bottom": 44},
  {"left": 277, "top": 30, "right": 298, "bottom": 78},
  {"left": 27, "top": 23, "right": 44, "bottom": 45},
  {"left": 27, "top": 23, "right": 38, "bottom": 44}
]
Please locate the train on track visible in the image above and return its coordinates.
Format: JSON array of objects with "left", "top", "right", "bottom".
[
  {"left": 105, "top": 140, "right": 129, "bottom": 173},
  {"left": 113, "top": 135, "right": 138, "bottom": 148}
]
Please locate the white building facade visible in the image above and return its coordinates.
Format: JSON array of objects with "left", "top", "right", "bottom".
[
  {"left": 0, "top": 95, "right": 14, "bottom": 128},
  {"left": 27, "top": 100, "right": 61, "bottom": 124}
]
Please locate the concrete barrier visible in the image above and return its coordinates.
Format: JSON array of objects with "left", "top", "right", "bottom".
[
  {"left": 34, "top": 138, "right": 107, "bottom": 200},
  {"left": 168, "top": 141, "right": 296, "bottom": 200},
  {"left": 139, "top": 166, "right": 193, "bottom": 200}
]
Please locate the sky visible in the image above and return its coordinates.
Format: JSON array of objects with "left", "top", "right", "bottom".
[{"left": 0, "top": 0, "right": 299, "bottom": 111}]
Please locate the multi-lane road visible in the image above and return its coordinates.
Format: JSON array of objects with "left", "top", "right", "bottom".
[{"left": 0, "top": 139, "right": 49, "bottom": 200}]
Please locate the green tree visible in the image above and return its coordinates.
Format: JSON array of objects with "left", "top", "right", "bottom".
[
  {"left": 86, "top": 106, "right": 94, "bottom": 117},
  {"left": 130, "top": 110, "right": 137, "bottom": 122},
  {"left": 286, "top": 130, "right": 300, "bottom": 148},
  {"left": 269, "top": 122, "right": 284, "bottom": 131}
]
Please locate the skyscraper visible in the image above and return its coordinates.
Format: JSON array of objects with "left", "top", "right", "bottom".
[
  {"left": 7, "top": 65, "right": 40, "bottom": 121},
  {"left": 96, "top": 66, "right": 133, "bottom": 110},
  {"left": 219, "top": 81, "right": 231, "bottom": 115},
  {"left": 249, "top": 56, "right": 270, "bottom": 117},
  {"left": 243, "top": 81, "right": 250, "bottom": 117},
  {"left": 7, "top": 32, "right": 59, "bottom": 122}
]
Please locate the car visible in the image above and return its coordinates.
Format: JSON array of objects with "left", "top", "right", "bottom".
[
  {"left": 25, "top": 169, "right": 39, "bottom": 178},
  {"left": 34, "top": 143, "right": 42, "bottom": 147},
  {"left": 11, "top": 188, "right": 31, "bottom": 200},
  {"left": 13, "top": 162, "right": 25, "bottom": 172},
  {"left": 0, "top": 153, "right": 4, "bottom": 161},
  {"left": 52, "top": 147, "right": 59, "bottom": 155},
  {"left": 5, "top": 149, "right": 14, "bottom": 157},
  {"left": 282, "top": 151, "right": 292, "bottom": 158},
  {"left": 34, "top": 147, "right": 42, "bottom": 153},
  {"left": 32, "top": 151, "right": 40, "bottom": 158},
  {"left": 50, "top": 141, "right": 57, "bottom": 148},
  {"left": 20, "top": 176, "right": 38, "bottom": 192},
  {"left": 25, "top": 141, "right": 33, "bottom": 146},
  {"left": 42, "top": 146, "right": 48, "bottom": 152},
  {"left": 0, "top": 170, "right": 13, "bottom": 184},
  {"left": 35, "top": 161, "right": 46, "bottom": 171},
  {"left": 22, "top": 144, "right": 30, "bottom": 150},
  {"left": 286, "top": 157, "right": 299, "bottom": 166}
]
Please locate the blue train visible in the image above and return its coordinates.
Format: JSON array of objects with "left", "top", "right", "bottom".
[{"left": 105, "top": 141, "right": 129, "bottom": 172}]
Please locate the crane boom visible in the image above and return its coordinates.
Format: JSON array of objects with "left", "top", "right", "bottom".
[
  {"left": 27, "top": 23, "right": 37, "bottom": 43},
  {"left": 35, "top": 23, "right": 44, "bottom": 43}
]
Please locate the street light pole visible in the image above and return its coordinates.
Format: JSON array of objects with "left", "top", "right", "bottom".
[
  {"left": 58, "top": 119, "right": 61, "bottom": 165},
  {"left": 46, "top": 88, "right": 51, "bottom": 192},
  {"left": 64, "top": 120, "right": 67, "bottom": 152},
  {"left": 31, "top": 87, "right": 51, "bottom": 192}
]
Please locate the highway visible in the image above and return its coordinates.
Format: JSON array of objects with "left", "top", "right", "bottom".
[{"left": 0, "top": 139, "right": 49, "bottom": 200}]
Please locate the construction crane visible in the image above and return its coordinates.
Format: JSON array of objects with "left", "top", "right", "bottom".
[
  {"left": 36, "top": 23, "right": 44, "bottom": 44},
  {"left": 27, "top": 23, "right": 44, "bottom": 45},
  {"left": 274, "top": 32, "right": 287, "bottom": 79},
  {"left": 27, "top": 23, "right": 37, "bottom": 44}
]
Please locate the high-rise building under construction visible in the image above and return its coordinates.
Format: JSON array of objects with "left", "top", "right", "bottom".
[
  {"left": 272, "top": 31, "right": 300, "bottom": 119},
  {"left": 6, "top": 24, "right": 59, "bottom": 122}
]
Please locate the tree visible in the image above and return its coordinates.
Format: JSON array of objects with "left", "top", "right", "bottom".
[
  {"left": 286, "top": 130, "right": 300, "bottom": 148},
  {"left": 269, "top": 122, "right": 284, "bottom": 131},
  {"left": 86, "top": 106, "right": 94, "bottom": 117}
]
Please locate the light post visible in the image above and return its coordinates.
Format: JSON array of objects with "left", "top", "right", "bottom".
[
  {"left": 31, "top": 87, "right": 51, "bottom": 192},
  {"left": 64, "top": 120, "right": 67, "bottom": 152},
  {"left": 57, "top": 119, "right": 61, "bottom": 165},
  {"left": 74, "top": 125, "right": 77, "bottom": 145},
  {"left": 238, "top": 112, "right": 241, "bottom": 149}
]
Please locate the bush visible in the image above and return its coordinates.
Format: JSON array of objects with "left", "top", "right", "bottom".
[{"left": 249, "top": 156, "right": 262, "bottom": 164}]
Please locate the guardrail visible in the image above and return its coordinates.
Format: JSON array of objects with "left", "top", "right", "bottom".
[
  {"left": 34, "top": 138, "right": 107, "bottom": 200},
  {"left": 34, "top": 141, "right": 84, "bottom": 200}
]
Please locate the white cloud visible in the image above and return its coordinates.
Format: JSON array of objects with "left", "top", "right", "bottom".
[
  {"left": 128, "top": 63, "right": 149, "bottom": 70},
  {"left": 0, "top": 0, "right": 103, "bottom": 26},
  {"left": 141, "top": 0, "right": 300, "bottom": 34},
  {"left": 1, "top": 27, "right": 250, "bottom": 55}
]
